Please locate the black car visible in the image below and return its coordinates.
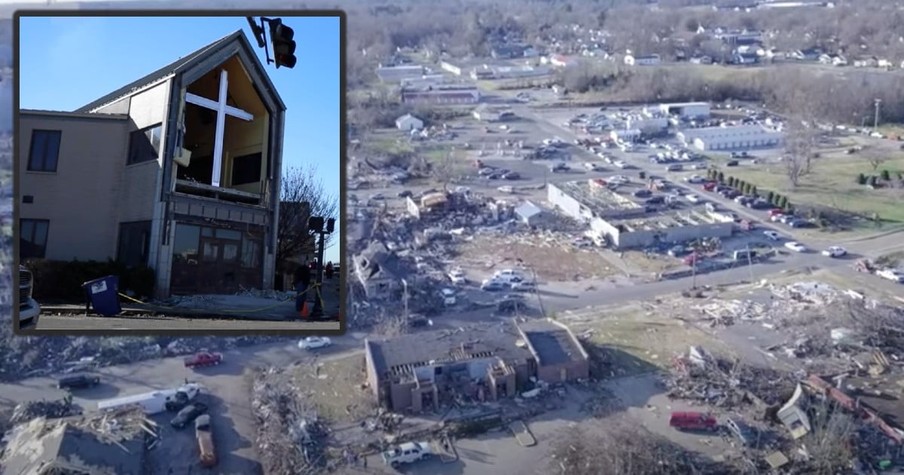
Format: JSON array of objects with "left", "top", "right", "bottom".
[
  {"left": 726, "top": 160, "right": 739, "bottom": 167},
  {"left": 171, "top": 402, "right": 209, "bottom": 429},
  {"left": 397, "top": 190, "right": 412, "bottom": 198},
  {"left": 633, "top": 189, "right": 652, "bottom": 198},
  {"left": 57, "top": 374, "right": 100, "bottom": 390},
  {"left": 645, "top": 196, "right": 665, "bottom": 205}
]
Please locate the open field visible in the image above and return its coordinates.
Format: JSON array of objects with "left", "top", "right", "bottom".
[{"left": 721, "top": 140, "right": 904, "bottom": 234}]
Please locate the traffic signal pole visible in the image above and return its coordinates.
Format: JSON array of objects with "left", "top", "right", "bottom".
[{"left": 246, "top": 17, "right": 297, "bottom": 69}]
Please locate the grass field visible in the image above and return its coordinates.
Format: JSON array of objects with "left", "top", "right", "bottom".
[{"left": 721, "top": 145, "right": 904, "bottom": 234}]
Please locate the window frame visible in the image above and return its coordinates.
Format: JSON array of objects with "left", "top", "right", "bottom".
[
  {"left": 27, "top": 130, "right": 62, "bottom": 172},
  {"left": 116, "top": 221, "right": 152, "bottom": 267},
  {"left": 19, "top": 218, "right": 50, "bottom": 259},
  {"left": 127, "top": 123, "right": 163, "bottom": 165}
]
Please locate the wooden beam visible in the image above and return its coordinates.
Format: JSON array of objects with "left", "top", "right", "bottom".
[
  {"left": 185, "top": 92, "right": 254, "bottom": 121},
  {"left": 211, "top": 70, "right": 229, "bottom": 187}
]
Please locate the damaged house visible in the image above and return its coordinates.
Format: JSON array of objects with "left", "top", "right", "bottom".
[
  {"left": 364, "top": 318, "right": 589, "bottom": 413},
  {"left": 0, "top": 415, "right": 148, "bottom": 475},
  {"left": 353, "top": 241, "right": 406, "bottom": 299},
  {"left": 18, "top": 31, "right": 286, "bottom": 297}
]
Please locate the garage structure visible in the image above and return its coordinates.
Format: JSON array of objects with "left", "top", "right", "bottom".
[
  {"left": 659, "top": 102, "right": 711, "bottom": 120},
  {"left": 678, "top": 124, "right": 783, "bottom": 151}
]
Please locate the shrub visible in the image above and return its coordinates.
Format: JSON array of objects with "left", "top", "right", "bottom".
[
  {"left": 856, "top": 173, "right": 867, "bottom": 185},
  {"left": 880, "top": 169, "right": 891, "bottom": 181},
  {"left": 23, "top": 259, "right": 156, "bottom": 302}
]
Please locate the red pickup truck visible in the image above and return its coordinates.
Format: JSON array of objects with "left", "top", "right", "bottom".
[{"left": 183, "top": 352, "right": 224, "bottom": 369}]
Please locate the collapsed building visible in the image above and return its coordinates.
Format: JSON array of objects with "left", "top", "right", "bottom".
[
  {"left": 1, "top": 410, "right": 153, "bottom": 475},
  {"left": 548, "top": 180, "right": 733, "bottom": 248},
  {"left": 353, "top": 241, "right": 408, "bottom": 300},
  {"left": 364, "top": 318, "right": 590, "bottom": 413}
]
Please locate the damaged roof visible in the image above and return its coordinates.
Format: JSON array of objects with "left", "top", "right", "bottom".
[
  {"left": 356, "top": 241, "right": 406, "bottom": 281},
  {"left": 366, "top": 323, "right": 534, "bottom": 378},
  {"left": 517, "top": 318, "right": 588, "bottom": 366},
  {"left": 1, "top": 418, "right": 146, "bottom": 475},
  {"left": 75, "top": 30, "right": 285, "bottom": 113}
]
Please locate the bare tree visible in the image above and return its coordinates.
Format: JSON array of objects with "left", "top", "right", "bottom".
[
  {"left": 866, "top": 154, "right": 886, "bottom": 172},
  {"left": 373, "top": 314, "right": 409, "bottom": 337},
  {"left": 277, "top": 165, "right": 339, "bottom": 274},
  {"left": 432, "top": 150, "right": 464, "bottom": 191},
  {"left": 804, "top": 401, "right": 860, "bottom": 475}
]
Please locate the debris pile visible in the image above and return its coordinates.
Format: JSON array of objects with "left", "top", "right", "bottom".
[
  {"left": 10, "top": 397, "right": 79, "bottom": 425},
  {"left": 665, "top": 346, "right": 796, "bottom": 408},
  {"left": 0, "top": 328, "right": 287, "bottom": 382},
  {"left": 237, "top": 288, "right": 296, "bottom": 301},
  {"left": 252, "top": 368, "right": 326, "bottom": 475}
]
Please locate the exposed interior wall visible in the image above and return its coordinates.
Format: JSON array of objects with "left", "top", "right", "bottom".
[{"left": 178, "top": 55, "right": 268, "bottom": 194}]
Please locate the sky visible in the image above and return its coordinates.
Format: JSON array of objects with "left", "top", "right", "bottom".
[{"left": 18, "top": 14, "right": 342, "bottom": 262}]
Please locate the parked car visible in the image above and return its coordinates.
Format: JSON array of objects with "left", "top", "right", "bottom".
[
  {"left": 510, "top": 281, "right": 536, "bottom": 292},
  {"left": 724, "top": 417, "right": 756, "bottom": 447},
  {"left": 633, "top": 189, "right": 652, "bottom": 198},
  {"left": 382, "top": 442, "right": 432, "bottom": 468},
  {"left": 195, "top": 414, "right": 217, "bottom": 468},
  {"left": 763, "top": 230, "right": 781, "bottom": 241},
  {"left": 645, "top": 196, "right": 665, "bottom": 205},
  {"left": 550, "top": 162, "right": 569, "bottom": 172},
  {"left": 493, "top": 269, "right": 523, "bottom": 284},
  {"left": 669, "top": 412, "right": 718, "bottom": 432},
  {"left": 584, "top": 162, "right": 603, "bottom": 171},
  {"left": 397, "top": 190, "right": 413, "bottom": 198},
  {"left": 667, "top": 246, "right": 689, "bottom": 257},
  {"left": 184, "top": 352, "right": 224, "bottom": 369},
  {"left": 171, "top": 402, "right": 209, "bottom": 429},
  {"left": 19, "top": 265, "right": 41, "bottom": 328},
  {"left": 876, "top": 269, "right": 904, "bottom": 283},
  {"left": 784, "top": 241, "right": 808, "bottom": 252},
  {"left": 685, "top": 175, "right": 706, "bottom": 184},
  {"left": 448, "top": 269, "right": 467, "bottom": 284},
  {"left": 685, "top": 194, "right": 702, "bottom": 204},
  {"left": 821, "top": 246, "right": 847, "bottom": 258},
  {"left": 57, "top": 374, "right": 101, "bottom": 390},
  {"left": 297, "top": 337, "right": 332, "bottom": 350},
  {"left": 481, "top": 279, "right": 505, "bottom": 291},
  {"left": 503, "top": 171, "right": 520, "bottom": 180},
  {"left": 725, "top": 160, "right": 739, "bottom": 167}
]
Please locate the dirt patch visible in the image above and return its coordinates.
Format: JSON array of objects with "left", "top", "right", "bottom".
[
  {"left": 289, "top": 355, "right": 375, "bottom": 424},
  {"left": 618, "top": 251, "right": 682, "bottom": 276},
  {"left": 564, "top": 302, "right": 735, "bottom": 372},
  {"left": 456, "top": 234, "right": 620, "bottom": 281}
]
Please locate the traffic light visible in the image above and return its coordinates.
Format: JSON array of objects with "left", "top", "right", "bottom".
[
  {"left": 308, "top": 216, "right": 324, "bottom": 232},
  {"left": 326, "top": 218, "right": 335, "bottom": 234},
  {"left": 269, "top": 20, "right": 297, "bottom": 69}
]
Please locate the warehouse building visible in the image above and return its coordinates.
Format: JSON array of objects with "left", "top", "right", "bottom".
[
  {"left": 677, "top": 124, "right": 783, "bottom": 151},
  {"left": 659, "top": 102, "right": 711, "bottom": 120},
  {"left": 548, "top": 180, "right": 734, "bottom": 248}
]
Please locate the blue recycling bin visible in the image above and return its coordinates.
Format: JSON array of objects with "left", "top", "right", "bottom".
[{"left": 82, "top": 275, "right": 122, "bottom": 316}]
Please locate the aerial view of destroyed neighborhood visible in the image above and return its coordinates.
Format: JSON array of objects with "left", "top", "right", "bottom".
[
  {"left": 3, "top": 0, "right": 904, "bottom": 473},
  {"left": 15, "top": 14, "right": 342, "bottom": 332}
]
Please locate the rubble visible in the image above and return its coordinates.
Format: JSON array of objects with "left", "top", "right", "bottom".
[
  {"left": 665, "top": 346, "right": 797, "bottom": 408},
  {"left": 10, "top": 397, "right": 80, "bottom": 425},
  {"left": 0, "top": 326, "right": 287, "bottom": 382}
]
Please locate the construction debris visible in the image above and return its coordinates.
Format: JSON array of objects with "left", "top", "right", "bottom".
[{"left": 10, "top": 397, "right": 80, "bottom": 425}]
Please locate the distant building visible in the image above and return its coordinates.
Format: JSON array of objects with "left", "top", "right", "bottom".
[
  {"left": 364, "top": 318, "right": 590, "bottom": 413},
  {"left": 439, "top": 61, "right": 464, "bottom": 76},
  {"left": 514, "top": 201, "right": 543, "bottom": 226},
  {"left": 395, "top": 113, "right": 424, "bottom": 131},
  {"left": 659, "top": 102, "right": 711, "bottom": 120},
  {"left": 401, "top": 86, "right": 480, "bottom": 105},
  {"left": 624, "top": 54, "right": 661, "bottom": 66},
  {"left": 491, "top": 44, "right": 537, "bottom": 59},
  {"left": 400, "top": 74, "right": 446, "bottom": 89},
  {"left": 375, "top": 64, "right": 425, "bottom": 83},
  {"left": 678, "top": 124, "right": 783, "bottom": 151},
  {"left": 353, "top": 241, "right": 406, "bottom": 299}
]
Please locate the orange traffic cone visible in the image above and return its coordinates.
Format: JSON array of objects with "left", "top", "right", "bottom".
[{"left": 300, "top": 301, "right": 310, "bottom": 319}]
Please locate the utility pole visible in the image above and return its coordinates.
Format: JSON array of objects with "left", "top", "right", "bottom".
[
  {"left": 307, "top": 216, "right": 336, "bottom": 318},
  {"left": 746, "top": 243, "right": 754, "bottom": 283},
  {"left": 402, "top": 279, "right": 409, "bottom": 319},
  {"left": 873, "top": 98, "right": 882, "bottom": 130}
]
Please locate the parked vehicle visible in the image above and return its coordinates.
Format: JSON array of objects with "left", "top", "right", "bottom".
[
  {"left": 685, "top": 194, "right": 702, "bottom": 204},
  {"left": 297, "top": 337, "right": 332, "bottom": 350},
  {"left": 665, "top": 163, "right": 684, "bottom": 172},
  {"left": 762, "top": 230, "right": 781, "bottom": 241},
  {"left": 171, "top": 402, "right": 208, "bottom": 429},
  {"left": 481, "top": 279, "right": 505, "bottom": 291},
  {"left": 511, "top": 281, "right": 536, "bottom": 292},
  {"left": 784, "top": 241, "right": 807, "bottom": 252},
  {"left": 685, "top": 175, "right": 705, "bottom": 184},
  {"left": 448, "top": 269, "right": 467, "bottom": 284},
  {"left": 98, "top": 383, "right": 202, "bottom": 415},
  {"left": 822, "top": 246, "right": 847, "bottom": 258},
  {"left": 382, "top": 442, "right": 432, "bottom": 468},
  {"left": 645, "top": 196, "right": 665, "bottom": 205},
  {"left": 669, "top": 412, "right": 718, "bottom": 432},
  {"left": 184, "top": 352, "right": 224, "bottom": 369},
  {"left": 732, "top": 249, "right": 757, "bottom": 262},
  {"left": 19, "top": 266, "right": 41, "bottom": 328},
  {"left": 195, "top": 414, "right": 217, "bottom": 467},
  {"left": 702, "top": 182, "right": 717, "bottom": 191},
  {"left": 633, "top": 189, "right": 652, "bottom": 198},
  {"left": 726, "top": 160, "right": 739, "bottom": 167},
  {"left": 724, "top": 417, "right": 756, "bottom": 447},
  {"left": 549, "top": 162, "right": 569, "bottom": 172},
  {"left": 440, "top": 288, "right": 457, "bottom": 306},
  {"left": 876, "top": 269, "right": 904, "bottom": 283},
  {"left": 493, "top": 269, "right": 523, "bottom": 284},
  {"left": 57, "top": 374, "right": 100, "bottom": 390}
]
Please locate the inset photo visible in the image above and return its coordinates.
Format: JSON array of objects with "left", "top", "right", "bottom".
[{"left": 15, "top": 12, "right": 345, "bottom": 334}]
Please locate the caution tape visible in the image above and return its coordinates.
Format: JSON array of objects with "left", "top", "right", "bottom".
[{"left": 115, "top": 281, "right": 328, "bottom": 315}]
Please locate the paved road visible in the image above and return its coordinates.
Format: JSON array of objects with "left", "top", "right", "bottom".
[{"left": 30, "top": 314, "right": 342, "bottom": 332}]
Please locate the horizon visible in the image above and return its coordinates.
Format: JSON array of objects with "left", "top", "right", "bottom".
[{"left": 18, "top": 14, "right": 342, "bottom": 262}]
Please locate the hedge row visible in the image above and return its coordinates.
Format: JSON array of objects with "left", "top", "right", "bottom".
[
  {"left": 705, "top": 168, "right": 793, "bottom": 211},
  {"left": 23, "top": 259, "right": 155, "bottom": 302}
]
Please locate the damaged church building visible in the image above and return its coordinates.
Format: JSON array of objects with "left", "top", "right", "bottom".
[
  {"left": 18, "top": 31, "right": 286, "bottom": 297},
  {"left": 364, "top": 318, "right": 590, "bottom": 413}
]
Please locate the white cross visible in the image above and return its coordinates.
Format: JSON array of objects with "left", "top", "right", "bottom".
[{"left": 184, "top": 69, "right": 254, "bottom": 187}]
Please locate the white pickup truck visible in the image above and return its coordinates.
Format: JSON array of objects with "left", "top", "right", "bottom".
[{"left": 381, "top": 441, "right": 432, "bottom": 468}]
